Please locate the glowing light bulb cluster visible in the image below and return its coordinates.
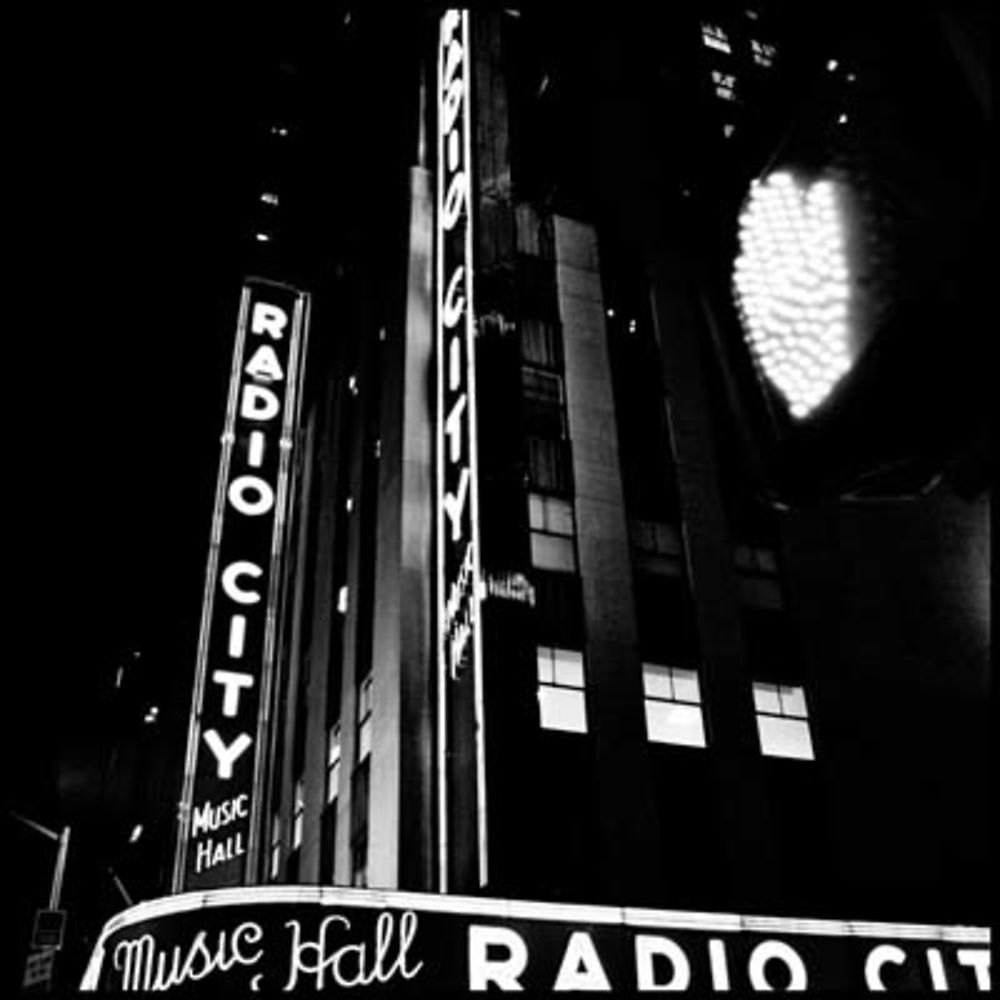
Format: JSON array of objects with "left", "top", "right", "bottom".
[{"left": 733, "top": 171, "right": 854, "bottom": 419}]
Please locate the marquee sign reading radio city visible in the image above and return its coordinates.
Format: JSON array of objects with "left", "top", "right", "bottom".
[
  {"left": 172, "top": 278, "right": 309, "bottom": 891},
  {"left": 80, "top": 887, "right": 990, "bottom": 992},
  {"left": 436, "top": 7, "right": 488, "bottom": 891}
]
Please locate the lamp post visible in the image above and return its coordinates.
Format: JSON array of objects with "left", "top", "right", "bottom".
[
  {"left": 9, "top": 811, "right": 71, "bottom": 991},
  {"left": 9, "top": 811, "right": 71, "bottom": 910}
]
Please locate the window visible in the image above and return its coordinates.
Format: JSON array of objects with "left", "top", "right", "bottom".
[
  {"left": 537, "top": 646, "right": 587, "bottom": 733},
  {"left": 630, "top": 519, "right": 685, "bottom": 576},
  {"left": 292, "top": 777, "right": 305, "bottom": 849},
  {"left": 712, "top": 70, "right": 737, "bottom": 101},
  {"left": 527, "top": 435, "right": 573, "bottom": 493},
  {"left": 522, "top": 367, "right": 566, "bottom": 438},
  {"left": 350, "top": 762, "right": 370, "bottom": 887},
  {"left": 357, "top": 675, "right": 373, "bottom": 762},
  {"left": 269, "top": 813, "right": 281, "bottom": 881},
  {"left": 735, "top": 543, "right": 783, "bottom": 609},
  {"left": 326, "top": 723, "right": 341, "bottom": 804},
  {"left": 751, "top": 39, "right": 777, "bottom": 67},
  {"left": 521, "top": 316, "right": 562, "bottom": 369},
  {"left": 701, "top": 23, "right": 731, "bottom": 53},
  {"left": 642, "top": 663, "right": 707, "bottom": 747},
  {"left": 753, "top": 682, "right": 814, "bottom": 760},
  {"left": 529, "top": 492, "right": 577, "bottom": 572},
  {"left": 723, "top": 123, "right": 736, "bottom": 139}
]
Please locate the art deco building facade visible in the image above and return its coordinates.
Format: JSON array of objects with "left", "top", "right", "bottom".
[
  {"left": 63, "top": 2, "right": 988, "bottom": 992},
  {"left": 239, "top": 2, "right": 989, "bottom": 929}
]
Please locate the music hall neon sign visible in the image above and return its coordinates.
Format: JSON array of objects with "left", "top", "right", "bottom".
[
  {"left": 173, "top": 278, "right": 309, "bottom": 891},
  {"left": 80, "top": 887, "right": 990, "bottom": 992}
]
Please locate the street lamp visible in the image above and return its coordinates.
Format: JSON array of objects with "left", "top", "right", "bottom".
[{"left": 9, "top": 810, "right": 71, "bottom": 911}]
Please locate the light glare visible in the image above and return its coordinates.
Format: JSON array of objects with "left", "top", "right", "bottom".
[{"left": 732, "top": 171, "right": 855, "bottom": 419}]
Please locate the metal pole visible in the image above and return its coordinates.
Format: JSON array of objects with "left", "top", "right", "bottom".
[{"left": 48, "top": 826, "right": 70, "bottom": 910}]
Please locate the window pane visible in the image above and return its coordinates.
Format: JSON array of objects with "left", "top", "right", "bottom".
[
  {"left": 671, "top": 667, "right": 702, "bottom": 704},
  {"left": 739, "top": 574, "right": 784, "bottom": 609},
  {"left": 544, "top": 496, "right": 575, "bottom": 536},
  {"left": 553, "top": 648, "right": 584, "bottom": 688},
  {"left": 536, "top": 647, "right": 554, "bottom": 683},
  {"left": 531, "top": 532, "right": 577, "bottom": 571},
  {"left": 522, "top": 368, "right": 562, "bottom": 403},
  {"left": 645, "top": 700, "right": 706, "bottom": 747},
  {"left": 538, "top": 685, "right": 587, "bottom": 733},
  {"left": 757, "top": 715, "right": 814, "bottom": 759},
  {"left": 528, "top": 493, "right": 544, "bottom": 530},
  {"left": 753, "top": 681, "right": 781, "bottom": 714},
  {"left": 654, "top": 522, "right": 682, "bottom": 556},
  {"left": 358, "top": 718, "right": 372, "bottom": 761},
  {"left": 779, "top": 685, "right": 809, "bottom": 719},
  {"left": 642, "top": 662, "right": 674, "bottom": 700}
]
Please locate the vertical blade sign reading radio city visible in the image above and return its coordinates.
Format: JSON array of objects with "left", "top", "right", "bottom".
[
  {"left": 173, "top": 279, "right": 309, "bottom": 892},
  {"left": 436, "top": 8, "right": 488, "bottom": 891}
]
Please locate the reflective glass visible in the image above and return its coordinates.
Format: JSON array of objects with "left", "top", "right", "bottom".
[
  {"left": 645, "top": 701, "right": 706, "bottom": 747},
  {"left": 758, "top": 715, "right": 814, "bottom": 759},
  {"left": 671, "top": 667, "right": 702, "bottom": 704},
  {"left": 553, "top": 647, "right": 584, "bottom": 687},
  {"left": 538, "top": 685, "right": 587, "bottom": 733},
  {"left": 642, "top": 662, "right": 674, "bottom": 700},
  {"left": 753, "top": 681, "right": 781, "bottom": 713}
]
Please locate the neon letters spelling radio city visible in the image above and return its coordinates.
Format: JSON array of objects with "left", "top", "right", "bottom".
[
  {"left": 436, "top": 7, "right": 489, "bottom": 891},
  {"left": 173, "top": 279, "right": 309, "bottom": 891}
]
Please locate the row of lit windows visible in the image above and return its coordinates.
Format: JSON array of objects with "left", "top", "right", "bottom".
[
  {"left": 701, "top": 21, "right": 776, "bottom": 67},
  {"left": 536, "top": 645, "right": 814, "bottom": 760}
]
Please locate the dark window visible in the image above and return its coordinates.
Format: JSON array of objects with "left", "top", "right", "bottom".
[
  {"left": 350, "top": 760, "right": 370, "bottom": 888},
  {"left": 526, "top": 436, "right": 573, "bottom": 494},
  {"left": 520, "top": 316, "right": 563, "bottom": 369},
  {"left": 522, "top": 367, "right": 567, "bottom": 438},
  {"left": 319, "top": 805, "right": 337, "bottom": 884}
]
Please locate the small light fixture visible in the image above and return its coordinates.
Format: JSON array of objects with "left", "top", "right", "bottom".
[
  {"left": 255, "top": 232, "right": 271, "bottom": 243},
  {"left": 826, "top": 59, "right": 838, "bottom": 72},
  {"left": 129, "top": 824, "right": 143, "bottom": 844}
]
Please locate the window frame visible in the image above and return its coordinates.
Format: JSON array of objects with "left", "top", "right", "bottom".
[
  {"left": 642, "top": 662, "right": 708, "bottom": 748},
  {"left": 752, "top": 680, "right": 815, "bottom": 760},
  {"left": 536, "top": 644, "right": 588, "bottom": 734}
]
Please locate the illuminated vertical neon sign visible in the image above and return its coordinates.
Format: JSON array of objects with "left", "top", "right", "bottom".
[
  {"left": 173, "top": 278, "right": 309, "bottom": 891},
  {"left": 436, "top": 8, "right": 488, "bottom": 891}
]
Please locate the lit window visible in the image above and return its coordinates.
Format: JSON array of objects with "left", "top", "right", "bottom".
[
  {"left": 701, "top": 23, "right": 731, "bottom": 53},
  {"left": 750, "top": 39, "right": 776, "bottom": 67},
  {"left": 357, "top": 675, "right": 373, "bottom": 761},
  {"left": 292, "top": 778, "right": 305, "bottom": 849},
  {"left": 529, "top": 493, "right": 577, "bottom": 572},
  {"left": 712, "top": 70, "right": 737, "bottom": 101},
  {"left": 723, "top": 123, "right": 736, "bottom": 139},
  {"left": 753, "top": 681, "right": 814, "bottom": 760},
  {"left": 260, "top": 191, "right": 280, "bottom": 206},
  {"left": 537, "top": 646, "right": 587, "bottom": 733},
  {"left": 269, "top": 813, "right": 281, "bottom": 880},
  {"left": 642, "top": 663, "right": 707, "bottom": 747},
  {"left": 327, "top": 723, "right": 341, "bottom": 804}
]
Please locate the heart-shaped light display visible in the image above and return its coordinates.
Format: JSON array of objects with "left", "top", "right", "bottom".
[{"left": 732, "top": 171, "right": 854, "bottom": 419}]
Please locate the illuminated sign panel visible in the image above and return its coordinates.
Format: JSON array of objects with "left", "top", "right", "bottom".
[
  {"left": 80, "top": 888, "right": 990, "bottom": 992},
  {"left": 173, "top": 278, "right": 309, "bottom": 892},
  {"left": 436, "top": 8, "right": 487, "bottom": 889}
]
